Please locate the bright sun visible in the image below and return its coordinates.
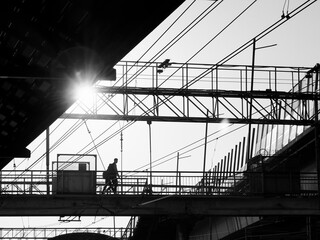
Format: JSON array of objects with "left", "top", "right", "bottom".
[
  {"left": 71, "top": 70, "right": 97, "bottom": 107},
  {"left": 74, "top": 82, "right": 96, "bottom": 106}
]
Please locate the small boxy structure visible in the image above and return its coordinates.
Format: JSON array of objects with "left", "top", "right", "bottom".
[{"left": 52, "top": 154, "right": 97, "bottom": 194}]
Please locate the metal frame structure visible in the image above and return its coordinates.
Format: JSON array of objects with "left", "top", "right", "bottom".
[
  {"left": 62, "top": 61, "right": 320, "bottom": 125},
  {"left": 0, "top": 170, "right": 317, "bottom": 197},
  {"left": 0, "top": 227, "right": 130, "bottom": 240}
]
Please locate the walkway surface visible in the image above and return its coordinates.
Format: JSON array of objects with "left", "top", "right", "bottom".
[{"left": 0, "top": 170, "right": 318, "bottom": 216}]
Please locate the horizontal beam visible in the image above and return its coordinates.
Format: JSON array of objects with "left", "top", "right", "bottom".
[
  {"left": 0, "top": 67, "right": 117, "bottom": 81},
  {"left": 96, "top": 87, "right": 320, "bottom": 100},
  {"left": 0, "top": 227, "right": 127, "bottom": 239},
  {"left": 61, "top": 113, "right": 315, "bottom": 125},
  {"left": 0, "top": 195, "right": 319, "bottom": 216}
]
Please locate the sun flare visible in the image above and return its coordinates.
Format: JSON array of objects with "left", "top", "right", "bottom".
[{"left": 73, "top": 82, "right": 96, "bottom": 107}]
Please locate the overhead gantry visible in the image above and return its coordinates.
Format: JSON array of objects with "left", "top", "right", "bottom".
[
  {"left": 61, "top": 62, "right": 320, "bottom": 126},
  {"left": 0, "top": 168, "right": 318, "bottom": 216}
]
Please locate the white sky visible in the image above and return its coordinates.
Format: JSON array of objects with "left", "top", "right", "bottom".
[{"left": 1, "top": 0, "right": 320, "bottom": 234}]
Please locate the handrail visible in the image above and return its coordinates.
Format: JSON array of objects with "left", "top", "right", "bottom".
[
  {"left": 0, "top": 227, "right": 131, "bottom": 239},
  {"left": 0, "top": 170, "right": 317, "bottom": 197}
]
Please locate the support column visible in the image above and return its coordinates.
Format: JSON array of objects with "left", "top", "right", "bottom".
[
  {"left": 203, "top": 111, "right": 209, "bottom": 179},
  {"left": 46, "top": 127, "right": 50, "bottom": 195},
  {"left": 246, "top": 38, "right": 256, "bottom": 163},
  {"left": 314, "top": 65, "right": 320, "bottom": 208},
  {"left": 147, "top": 120, "right": 152, "bottom": 186}
]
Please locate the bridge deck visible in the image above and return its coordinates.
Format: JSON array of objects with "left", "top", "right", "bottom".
[
  {"left": 0, "top": 194, "right": 319, "bottom": 216},
  {"left": 0, "top": 170, "right": 318, "bottom": 216},
  {"left": 0, "top": 227, "right": 129, "bottom": 240}
]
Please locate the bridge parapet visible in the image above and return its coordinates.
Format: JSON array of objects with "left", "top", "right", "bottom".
[
  {"left": 0, "top": 227, "right": 130, "bottom": 239},
  {"left": 0, "top": 170, "right": 317, "bottom": 197}
]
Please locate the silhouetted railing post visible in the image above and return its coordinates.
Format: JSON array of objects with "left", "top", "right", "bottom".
[
  {"left": 46, "top": 128, "right": 50, "bottom": 195},
  {"left": 176, "top": 152, "right": 179, "bottom": 194},
  {"left": 233, "top": 172, "right": 236, "bottom": 194},
  {"left": 30, "top": 171, "right": 33, "bottom": 194},
  {"left": 120, "top": 171, "right": 123, "bottom": 194},
  {"left": 147, "top": 121, "right": 153, "bottom": 187},
  {"left": 313, "top": 64, "right": 320, "bottom": 207},
  {"left": 179, "top": 172, "right": 181, "bottom": 195}
]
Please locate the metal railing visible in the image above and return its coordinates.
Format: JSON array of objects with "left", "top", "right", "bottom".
[
  {"left": 62, "top": 61, "right": 317, "bottom": 125},
  {"left": 0, "top": 227, "right": 131, "bottom": 239},
  {"left": 122, "top": 216, "right": 139, "bottom": 239},
  {"left": 0, "top": 170, "right": 317, "bottom": 197}
]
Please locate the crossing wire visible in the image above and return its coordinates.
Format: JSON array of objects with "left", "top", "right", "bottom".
[
  {"left": 84, "top": 120, "right": 106, "bottom": 170},
  {"left": 78, "top": 0, "right": 258, "bottom": 156},
  {"left": 83, "top": 0, "right": 315, "bottom": 171},
  {"left": 47, "top": 0, "right": 276, "bottom": 173},
  {"left": 21, "top": 0, "right": 224, "bottom": 172},
  {"left": 114, "top": 0, "right": 224, "bottom": 88},
  {"left": 19, "top": 0, "right": 201, "bottom": 173},
  {"left": 18, "top": 0, "right": 316, "bottom": 177}
]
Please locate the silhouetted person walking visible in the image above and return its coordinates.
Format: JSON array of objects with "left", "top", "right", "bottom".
[{"left": 102, "top": 158, "right": 120, "bottom": 194}]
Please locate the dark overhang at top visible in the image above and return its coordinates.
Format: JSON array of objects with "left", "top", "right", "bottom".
[{"left": 0, "top": 0, "right": 184, "bottom": 168}]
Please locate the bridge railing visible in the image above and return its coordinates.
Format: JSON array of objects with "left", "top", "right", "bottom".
[
  {"left": 122, "top": 216, "right": 139, "bottom": 239},
  {"left": 0, "top": 170, "right": 317, "bottom": 196},
  {"left": 0, "top": 170, "right": 50, "bottom": 195},
  {"left": 0, "top": 227, "right": 130, "bottom": 239}
]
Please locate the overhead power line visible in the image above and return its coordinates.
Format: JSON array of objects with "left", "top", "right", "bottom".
[
  {"left": 21, "top": 0, "right": 316, "bottom": 175},
  {"left": 85, "top": 0, "right": 315, "bottom": 171},
  {"left": 117, "top": 0, "right": 224, "bottom": 88},
  {"left": 23, "top": 0, "right": 224, "bottom": 171}
]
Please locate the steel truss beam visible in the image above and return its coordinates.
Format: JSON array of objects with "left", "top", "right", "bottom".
[
  {"left": 0, "top": 195, "right": 319, "bottom": 216},
  {"left": 0, "top": 227, "right": 126, "bottom": 240},
  {"left": 61, "top": 62, "right": 319, "bottom": 125}
]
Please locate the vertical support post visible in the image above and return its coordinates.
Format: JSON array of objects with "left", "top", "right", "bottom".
[
  {"left": 113, "top": 216, "right": 116, "bottom": 238},
  {"left": 120, "top": 171, "right": 123, "bottom": 195},
  {"left": 147, "top": 121, "right": 153, "bottom": 186},
  {"left": 237, "top": 142, "right": 242, "bottom": 171},
  {"left": 179, "top": 172, "right": 181, "bottom": 195},
  {"left": 176, "top": 152, "right": 180, "bottom": 194},
  {"left": 241, "top": 136, "right": 246, "bottom": 169},
  {"left": 211, "top": 69, "right": 214, "bottom": 117},
  {"left": 233, "top": 145, "right": 238, "bottom": 192},
  {"left": 246, "top": 38, "right": 256, "bottom": 163},
  {"left": 120, "top": 131, "right": 123, "bottom": 173},
  {"left": 241, "top": 69, "right": 244, "bottom": 116},
  {"left": 124, "top": 63, "right": 128, "bottom": 117},
  {"left": 203, "top": 111, "right": 209, "bottom": 180},
  {"left": 222, "top": 156, "right": 227, "bottom": 181},
  {"left": 186, "top": 63, "right": 189, "bottom": 117},
  {"left": 216, "top": 163, "right": 220, "bottom": 189},
  {"left": 250, "top": 128, "right": 256, "bottom": 159},
  {"left": 230, "top": 149, "right": 234, "bottom": 174},
  {"left": 226, "top": 153, "right": 230, "bottom": 177},
  {"left": 314, "top": 64, "right": 320, "bottom": 208},
  {"left": 234, "top": 145, "right": 238, "bottom": 172},
  {"left": 216, "top": 66, "right": 219, "bottom": 117},
  {"left": 0, "top": 171, "right": 2, "bottom": 195},
  {"left": 30, "top": 171, "right": 33, "bottom": 194},
  {"left": 46, "top": 127, "right": 50, "bottom": 195}
]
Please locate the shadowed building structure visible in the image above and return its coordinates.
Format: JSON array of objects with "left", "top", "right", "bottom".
[{"left": 0, "top": 0, "right": 184, "bottom": 168}]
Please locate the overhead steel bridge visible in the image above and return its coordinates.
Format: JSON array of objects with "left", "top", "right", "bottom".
[
  {"left": 0, "top": 169, "right": 318, "bottom": 216},
  {"left": 0, "top": 227, "right": 130, "bottom": 240},
  {"left": 61, "top": 61, "right": 320, "bottom": 125}
]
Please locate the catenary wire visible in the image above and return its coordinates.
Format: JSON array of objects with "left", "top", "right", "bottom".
[{"left": 56, "top": 0, "right": 311, "bottom": 172}]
